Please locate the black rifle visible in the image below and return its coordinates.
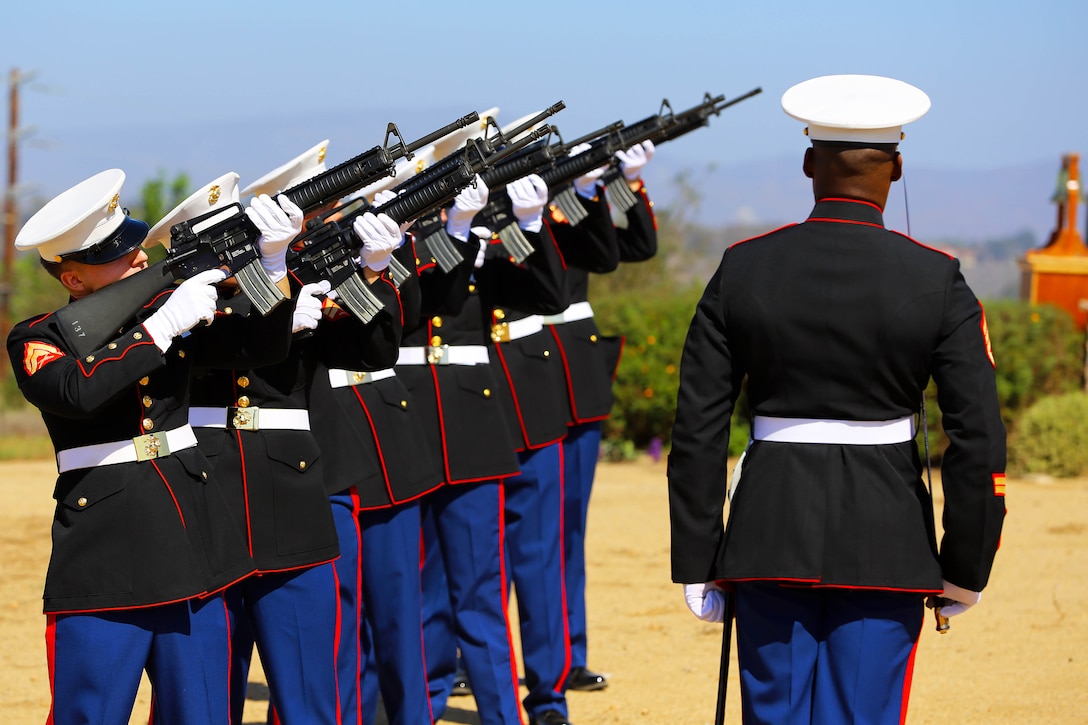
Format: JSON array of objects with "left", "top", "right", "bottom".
[
  {"left": 462, "top": 121, "right": 626, "bottom": 262},
  {"left": 288, "top": 126, "right": 551, "bottom": 321},
  {"left": 600, "top": 88, "right": 763, "bottom": 212},
  {"left": 52, "top": 113, "right": 481, "bottom": 359}
]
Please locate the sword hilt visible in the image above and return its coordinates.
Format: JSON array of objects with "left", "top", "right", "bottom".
[{"left": 927, "top": 595, "right": 952, "bottom": 634}]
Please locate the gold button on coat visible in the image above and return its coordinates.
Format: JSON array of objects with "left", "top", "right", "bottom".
[
  {"left": 142, "top": 418, "right": 154, "bottom": 431},
  {"left": 237, "top": 396, "right": 250, "bottom": 408},
  {"left": 77, "top": 497, "right": 88, "bottom": 508},
  {"left": 483, "top": 388, "right": 491, "bottom": 398},
  {"left": 237, "top": 376, "right": 250, "bottom": 388},
  {"left": 142, "top": 396, "right": 152, "bottom": 408},
  {"left": 590, "top": 334, "right": 598, "bottom": 342},
  {"left": 431, "top": 316, "right": 443, "bottom": 328},
  {"left": 108, "top": 343, "right": 117, "bottom": 350},
  {"left": 430, "top": 335, "right": 442, "bottom": 347},
  {"left": 133, "top": 332, "right": 143, "bottom": 340},
  {"left": 494, "top": 309, "right": 506, "bottom": 320}
]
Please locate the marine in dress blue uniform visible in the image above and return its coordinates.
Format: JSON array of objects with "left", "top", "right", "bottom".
[
  {"left": 399, "top": 162, "right": 562, "bottom": 723},
  {"left": 543, "top": 141, "right": 659, "bottom": 693},
  {"left": 237, "top": 145, "right": 407, "bottom": 725},
  {"left": 472, "top": 163, "right": 589, "bottom": 725},
  {"left": 667, "top": 75, "right": 1007, "bottom": 724},
  {"left": 309, "top": 161, "right": 443, "bottom": 725},
  {"left": 140, "top": 164, "right": 344, "bottom": 725},
  {"left": 7, "top": 169, "right": 297, "bottom": 724}
]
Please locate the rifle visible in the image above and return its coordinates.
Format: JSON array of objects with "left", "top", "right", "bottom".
[
  {"left": 51, "top": 112, "right": 481, "bottom": 359},
  {"left": 288, "top": 125, "right": 552, "bottom": 322},
  {"left": 599, "top": 88, "right": 763, "bottom": 212},
  {"left": 468, "top": 120, "right": 626, "bottom": 262}
]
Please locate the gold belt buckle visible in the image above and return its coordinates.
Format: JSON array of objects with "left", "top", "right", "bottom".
[
  {"left": 227, "top": 406, "right": 260, "bottom": 431},
  {"left": 133, "top": 432, "right": 171, "bottom": 461},
  {"left": 490, "top": 323, "right": 510, "bottom": 343},
  {"left": 427, "top": 344, "right": 451, "bottom": 365},
  {"left": 351, "top": 371, "right": 373, "bottom": 385}
]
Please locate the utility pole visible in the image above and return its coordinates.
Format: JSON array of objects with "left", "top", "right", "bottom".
[{"left": 1, "top": 68, "right": 20, "bottom": 380}]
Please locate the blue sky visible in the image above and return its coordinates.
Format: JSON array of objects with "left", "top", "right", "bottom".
[{"left": 3, "top": 1, "right": 1087, "bottom": 207}]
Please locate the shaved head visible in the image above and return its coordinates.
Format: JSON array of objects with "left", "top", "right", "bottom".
[{"left": 803, "top": 141, "right": 903, "bottom": 209}]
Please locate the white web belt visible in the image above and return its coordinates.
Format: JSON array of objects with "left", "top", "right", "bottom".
[
  {"left": 752, "top": 415, "right": 915, "bottom": 445},
  {"left": 327, "top": 367, "right": 397, "bottom": 388},
  {"left": 542, "top": 301, "right": 594, "bottom": 325},
  {"left": 189, "top": 407, "right": 310, "bottom": 431},
  {"left": 56, "top": 424, "right": 198, "bottom": 473}
]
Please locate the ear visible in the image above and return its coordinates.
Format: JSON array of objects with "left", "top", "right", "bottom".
[
  {"left": 890, "top": 152, "right": 903, "bottom": 182},
  {"left": 58, "top": 267, "right": 87, "bottom": 296},
  {"left": 803, "top": 147, "right": 814, "bottom": 179}
]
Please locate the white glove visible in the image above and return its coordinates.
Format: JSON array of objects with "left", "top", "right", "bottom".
[
  {"left": 292, "top": 280, "right": 330, "bottom": 333},
  {"left": 373, "top": 189, "right": 414, "bottom": 236},
  {"left": 935, "top": 580, "right": 982, "bottom": 618},
  {"left": 446, "top": 177, "right": 489, "bottom": 241},
  {"left": 245, "top": 194, "right": 304, "bottom": 282},
  {"left": 142, "top": 269, "right": 227, "bottom": 352},
  {"left": 353, "top": 212, "right": 401, "bottom": 272},
  {"left": 569, "top": 142, "right": 607, "bottom": 199},
  {"left": 683, "top": 582, "right": 726, "bottom": 623},
  {"left": 508, "top": 174, "right": 548, "bottom": 233},
  {"left": 616, "top": 140, "right": 655, "bottom": 182}
]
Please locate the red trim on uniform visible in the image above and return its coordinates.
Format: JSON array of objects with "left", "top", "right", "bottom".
[
  {"left": 46, "top": 614, "right": 57, "bottom": 725},
  {"left": 429, "top": 364, "right": 454, "bottom": 485},
  {"left": 806, "top": 217, "right": 885, "bottom": 229},
  {"left": 150, "top": 458, "right": 186, "bottom": 528},
  {"left": 47, "top": 592, "right": 211, "bottom": 615},
  {"left": 254, "top": 556, "right": 340, "bottom": 576},
  {"left": 992, "top": 472, "right": 1007, "bottom": 497},
  {"left": 541, "top": 219, "right": 567, "bottom": 271},
  {"left": 77, "top": 339, "right": 157, "bottom": 377},
  {"left": 27, "top": 311, "right": 53, "bottom": 328},
  {"left": 328, "top": 560, "right": 344, "bottom": 725},
  {"left": 349, "top": 486, "right": 364, "bottom": 725},
  {"left": 417, "top": 524, "right": 437, "bottom": 725},
  {"left": 726, "top": 576, "right": 944, "bottom": 595},
  {"left": 979, "top": 302, "right": 997, "bottom": 369},
  {"left": 817, "top": 196, "right": 884, "bottom": 212},
  {"left": 546, "top": 325, "right": 581, "bottom": 420},
  {"left": 356, "top": 482, "right": 443, "bottom": 512},
  {"left": 145, "top": 289, "right": 173, "bottom": 308},
  {"left": 219, "top": 593, "right": 233, "bottom": 725},
  {"left": 351, "top": 386, "right": 397, "bottom": 502},
  {"left": 638, "top": 185, "right": 658, "bottom": 231},
  {"left": 490, "top": 339, "right": 533, "bottom": 449},
  {"left": 236, "top": 428, "right": 255, "bottom": 557},
  {"left": 888, "top": 229, "right": 956, "bottom": 260},
  {"left": 899, "top": 614, "right": 923, "bottom": 724},
  {"left": 496, "top": 484, "right": 524, "bottom": 719},
  {"left": 727, "top": 223, "right": 799, "bottom": 249},
  {"left": 554, "top": 442, "right": 573, "bottom": 692}
]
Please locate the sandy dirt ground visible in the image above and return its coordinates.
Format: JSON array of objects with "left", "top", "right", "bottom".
[{"left": 1, "top": 456, "right": 1086, "bottom": 724}]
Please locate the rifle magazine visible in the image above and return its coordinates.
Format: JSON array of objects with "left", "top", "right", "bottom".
[
  {"left": 387, "top": 256, "right": 412, "bottom": 289},
  {"left": 552, "top": 188, "right": 590, "bottom": 226},
  {"left": 605, "top": 176, "right": 640, "bottom": 214},
  {"left": 235, "top": 261, "right": 287, "bottom": 315},
  {"left": 422, "top": 228, "right": 463, "bottom": 273},
  {"left": 495, "top": 223, "right": 535, "bottom": 264},
  {"left": 333, "top": 275, "right": 385, "bottom": 324}
]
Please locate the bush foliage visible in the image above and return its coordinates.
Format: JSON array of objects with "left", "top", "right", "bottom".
[{"left": 1008, "top": 392, "right": 1088, "bottom": 477}]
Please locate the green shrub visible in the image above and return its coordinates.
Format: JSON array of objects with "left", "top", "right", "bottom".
[
  {"left": 1008, "top": 392, "right": 1088, "bottom": 477},
  {"left": 984, "top": 300, "right": 1084, "bottom": 433}
]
